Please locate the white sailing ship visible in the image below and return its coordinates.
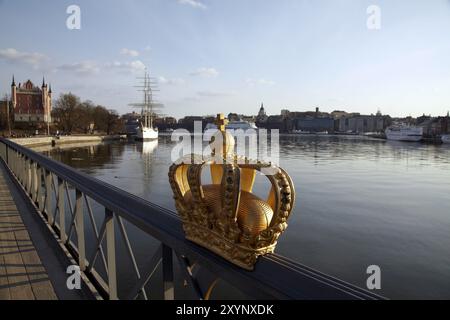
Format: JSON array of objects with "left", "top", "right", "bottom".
[{"left": 129, "top": 70, "right": 162, "bottom": 141}]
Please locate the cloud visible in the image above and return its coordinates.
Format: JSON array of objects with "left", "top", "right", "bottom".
[
  {"left": 177, "top": 0, "right": 206, "bottom": 9},
  {"left": 105, "top": 60, "right": 146, "bottom": 73},
  {"left": 189, "top": 67, "right": 219, "bottom": 78},
  {"left": 0, "top": 48, "right": 48, "bottom": 68},
  {"left": 246, "top": 78, "right": 276, "bottom": 86},
  {"left": 56, "top": 61, "right": 100, "bottom": 75},
  {"left": 158, "top": 76, "right": 185, "bottom": 85},
  {"left": 120, "top": 48, "right": 140, "bottom": 57},
  {"left": 197, "top": 90, "right": 236, "bottom": 97}
]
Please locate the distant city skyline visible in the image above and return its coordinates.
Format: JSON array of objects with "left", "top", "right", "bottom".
[{"left": 1, "top": 0, "right": 450, "bottom": 118}]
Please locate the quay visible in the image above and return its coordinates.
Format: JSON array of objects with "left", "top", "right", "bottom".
[
  {"left": 0, "top": 137, "right": 385, "bottom": 300},
  {"left": 9, "top": 135, "right": 125, "bottom": 148}
]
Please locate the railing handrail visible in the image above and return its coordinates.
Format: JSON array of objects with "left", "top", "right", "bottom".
[{"left": 0, "top": 137, "right": 385, "bottom": 300}]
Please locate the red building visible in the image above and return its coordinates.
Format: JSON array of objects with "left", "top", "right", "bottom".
[{"left": 11, "top": 76, "right": 52, "bottom": 123}]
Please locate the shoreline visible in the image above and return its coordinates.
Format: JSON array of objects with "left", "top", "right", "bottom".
[{"left": 9, "top": 134, "right": 125, "bottom": 147}]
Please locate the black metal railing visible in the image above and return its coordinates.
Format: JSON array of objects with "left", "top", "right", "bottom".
[{"left": 0, "top": 138, "right": 385, "bottom": 300}]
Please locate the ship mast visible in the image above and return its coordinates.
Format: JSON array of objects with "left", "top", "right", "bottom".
[{"left": 129, "top": 68, "right": 163, "bottom": 129}]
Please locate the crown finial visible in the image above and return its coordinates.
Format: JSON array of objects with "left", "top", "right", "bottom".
[{"left": 214, "top": 113, "right": 228, "bottom": 132}]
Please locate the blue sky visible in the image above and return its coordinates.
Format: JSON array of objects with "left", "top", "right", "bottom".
[{"left": 1, "top": 0, "right": 449, "bottom": 118}]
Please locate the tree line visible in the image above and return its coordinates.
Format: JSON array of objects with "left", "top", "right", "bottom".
[{"left": 52, "top": 93, "right": 124, "bottom": 134}]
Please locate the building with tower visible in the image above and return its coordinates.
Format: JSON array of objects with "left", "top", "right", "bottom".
[
  {"left": 256, "top": 103, "right": 268, "bottom": 123},
  {"left": 11, "top": 76, "right": 52, "bottom": 123}
]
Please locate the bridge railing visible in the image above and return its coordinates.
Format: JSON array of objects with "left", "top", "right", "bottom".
[{"left": 0, "top": 138, "right": 384, "bottom": 300}]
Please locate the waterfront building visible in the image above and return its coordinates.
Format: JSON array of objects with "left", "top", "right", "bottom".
[
  {"left": 336, "top": 113, "right": 391, "bottom": 133},
  {"left": 418, "top": 115, "right": 450, "bottom": 137},
  {"left": 227, "top": 113, "right": 240, "bottom": 122},
  {"left": 256, "top": 103, "right": 268, "bottom": 123},
  {"left": 295, "top": 116, "right": 335, "bottom": 133},
  {"left": 154, "top": 116, "right": 177, "bottom": 131},
  {"left": 11, "top": 76, "right": 52, "bottom": 123}
]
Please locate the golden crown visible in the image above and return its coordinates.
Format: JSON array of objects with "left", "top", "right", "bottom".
[{"left": 168, "top": 114, "right": 295, "bottom": 270}]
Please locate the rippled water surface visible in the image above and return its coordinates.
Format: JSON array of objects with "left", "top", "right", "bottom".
[{"left": 43, "top": 135, "right": 450, "bottom": 299}]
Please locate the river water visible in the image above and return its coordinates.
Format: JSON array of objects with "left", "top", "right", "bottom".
[{"left": 43, "top": 134, "right": 450, "bottom": 299}]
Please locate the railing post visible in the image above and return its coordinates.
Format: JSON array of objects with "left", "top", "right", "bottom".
[
  {"left": 27, "top": 158, "right": 31, "bottom": 194},
  {"left": 12, "top": 150, "right": 16, "bottom": 177},
  {"left": 32, "top": 161, "right": 38, "bottom": 202},
  {"left": 105, "top": 209, "right": 117, "bottom": 300},
  {"left": 38, "top": 166, "right": 45, "bottom": 212},
  {"left": 17, "top": 153, "right": 21, "bottom": 181},
  {"left": 162, "top": 244, "right": 174, "bottom": 300},
  {"left": 58, "top": 177, "right": 66, "bottom": 242},
  {"left": 27, "top": 158, "right": 32, "bottom": 194},
  {"left": 24, "top": 156, "right": 28, "bottom": 187},
  {"left": 75, "top": 189, "right": 86, "bottom": 271},
  {"left": 45, "top": 170, "right": 53, "bottom": 224},
  {"left": 15, "top": 156, "right": 22, "bottom": 182}
]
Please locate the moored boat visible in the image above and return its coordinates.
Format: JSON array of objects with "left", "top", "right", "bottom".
[
  {"left": 129, "top": 69, "right": 162, "bottom": 141},
  {"left": 385, "top": 125, "right": 423, "bottom": 142},
  {"left": 441, "top": 134, "right": 450, "bottom": 144},
  {"left": 205, "top": 120, "right": 258, "bottom": 131}
]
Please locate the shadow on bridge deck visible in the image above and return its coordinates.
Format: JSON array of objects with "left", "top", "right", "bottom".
[{"left": 0, "top": 161, "right": 94, "bottom": 300}]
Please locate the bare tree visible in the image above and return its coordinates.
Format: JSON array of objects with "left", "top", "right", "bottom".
[{"left": 52, "top": 93, "right": 81, "bottom": 133}]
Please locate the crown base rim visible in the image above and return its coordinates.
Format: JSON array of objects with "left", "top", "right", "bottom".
[{"left": 184, "top": 226, "right": 276, "bottom": 271}]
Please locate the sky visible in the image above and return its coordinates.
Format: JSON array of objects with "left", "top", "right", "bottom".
[{"left": 0, "top": 0, "right": 449, "bottom": 118}]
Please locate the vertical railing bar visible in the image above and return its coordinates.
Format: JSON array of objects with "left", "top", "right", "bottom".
[
  {"left": 38, "top": 166, "right": 45, "bottom": 212},
  {"left": 28, "top": 159, "right": 32, "bottom": 196},
  {"left": 45, "top": 169, "right": 53, "bottom": 225},
  {"left": 162, "top": 245, "right": 174, "bottom": 300},
  {"left": 117, "top": 216, "right": 147, "bottom": 300},
  {"left": 26, "top": 157, "right": 30, "bottom": 190},
  {"left": 105, "top": 208, "right": 117, "bottom": 300},
  {"left": 32, "top": 162, "right": 38, "bottom": 202},
  {"left": 84, "top": 195, "right": 109, "bottom": 276},
  {"left": 58, "top": 177, "right": 67, "bottom": 243},
  {"left": 75, "top": 189, "right": 86, "bottom": 271}
]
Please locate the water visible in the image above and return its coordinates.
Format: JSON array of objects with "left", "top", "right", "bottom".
[{"left": 43, "top": 135, "right": 450, "bottom": 299}]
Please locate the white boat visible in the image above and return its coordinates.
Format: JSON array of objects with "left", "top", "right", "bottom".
[
  {"left": 130, "top": 70, "right": 161, "bottom": 141},
  {"left": 137, "top": 126, "right": 158, "bottom": 140},
  {"left": 292, "top": 130, "right": 311, "bottom": 134},
  {"left": 205, "top": 120, "right": 258, "bottom": 131},
  {"left": 441, "top": 134, "right": 450, "bottom": 144},
  {"left": 385, "top": 125, "right": 423, "bottom": 142}
]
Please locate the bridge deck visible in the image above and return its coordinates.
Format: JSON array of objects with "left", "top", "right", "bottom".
[{"left": 0, "top": 165, "right": 57, "bottom": 300}]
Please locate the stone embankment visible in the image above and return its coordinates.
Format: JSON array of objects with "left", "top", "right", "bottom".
[{"left": 10, "top": 135, "right": 125, "bottom": 147}]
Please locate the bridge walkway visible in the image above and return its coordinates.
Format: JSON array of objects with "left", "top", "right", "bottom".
[{"left": 0, "top": 163, "right": 57, "bottom": 299}]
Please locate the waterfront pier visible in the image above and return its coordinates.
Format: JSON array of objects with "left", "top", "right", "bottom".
[{"left": 0, "top": 138, "right": 384, "bottom": 300}]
